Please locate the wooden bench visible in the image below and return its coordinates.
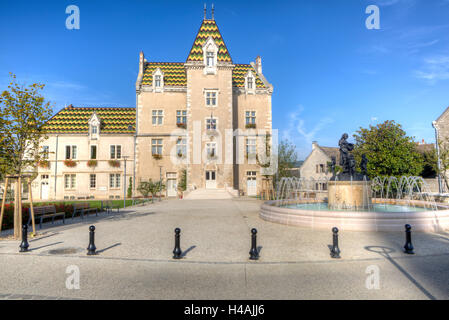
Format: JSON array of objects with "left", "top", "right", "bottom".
[
  {"left": 103, "top": 200, "right": 120, "bottom": 214},
  {"left": 72, "top": 202, "right": 98, "bottom": 220},
  {"left": 27, "top": 205, "right": 65, "bottom": 229}
]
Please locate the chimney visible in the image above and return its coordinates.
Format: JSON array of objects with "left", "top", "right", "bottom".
[
  {"left": 312, "top": 141, "right": 318, "bottom": 150},
  {"left": 255, "top": 56, "right": 262, "bottom": 74},
  {"left": 138, "top": 51, "right": 145, "bottom": 78},
  {"left": 67, "top": 104, "right": 74, "bottom": 109}
]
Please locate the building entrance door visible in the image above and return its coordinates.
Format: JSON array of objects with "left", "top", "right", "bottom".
[
  {"left": 205, "top": 171, "right": 217, "bottom": 189},
  {"left": 41, "top": 181, "right": 49, "bottom": 200},
  {"left": 166, "top": 172, "right": 177, "bottom": 197}
]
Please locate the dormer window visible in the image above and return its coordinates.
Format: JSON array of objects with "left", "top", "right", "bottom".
[
  {"left": 245, "top": 71, "right": 256, "bottom": 94},
  {"left": 88, "top": 113, "right": 101, "bottom": 139},
  {"left": 203, "top": 37, "right": 218, "bottom": 75},
  {"left": 206, "top": 51, "right": 215, "bottom": 67},
  {"left": 247, "top": 76, "right": 254, "bottom": 90},
  {"left": 155, "top": 75, "right": 161, "bottom": 87},
  {"left": 153, "top": 68, "right": 164, "bottom": 92}
]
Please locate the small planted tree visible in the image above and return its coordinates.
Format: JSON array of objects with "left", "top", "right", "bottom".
[
  {"left": 137, "top": 179, "right": 165, "bottom": 202},
  {"left": 0, "top": 73, "right": 53, "bottom": 238},
  {"left": 127, "top": 177, "right": 133, "bottom": 198}
]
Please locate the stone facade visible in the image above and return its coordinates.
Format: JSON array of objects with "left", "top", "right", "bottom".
[
  {"left": 32, "top": 14, "right": 273, "bottom": 200},
  {"left": 299, "top": 142, "right": 339, "bottom": 190},
  {"left": 134, "top": 16, "right": 273, "bottom": 197}
]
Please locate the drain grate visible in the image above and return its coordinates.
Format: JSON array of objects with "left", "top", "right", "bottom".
[{"left": 48, "top": 248, "right": 80, "bottom": 255}]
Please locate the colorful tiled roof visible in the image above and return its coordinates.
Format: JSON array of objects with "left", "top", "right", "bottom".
[
  {"left": 141, "top": 62, "right": 187, "bottom": 87},
  {"left": 186, "top": 19, "right": 232, "bottom": 63},
  {"left": 44, "top": 106, "right": 135, "bottom": 134},
  {"left": 233, "top": 64, "right": 266, "bottom": 88}
]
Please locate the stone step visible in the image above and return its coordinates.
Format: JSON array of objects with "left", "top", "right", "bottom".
[{"left": 184, "top": 188, "right": 237, "bottom": 200}]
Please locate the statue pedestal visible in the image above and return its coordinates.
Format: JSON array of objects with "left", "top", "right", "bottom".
[{"left": 328, "top": 180, "right": 371, "bottom": 210}]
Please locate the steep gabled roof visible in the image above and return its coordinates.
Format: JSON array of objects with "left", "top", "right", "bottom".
[
  {"left": 232, "top": 64, "right": 266, "bottom": 88},
  {"left": 141, "top": 62, "right": 186, "bottom": 87},
  {"left": 44, "top": 106, "right": 135, "bottom": 134},
  {"left": 319, "top": 146, "right": 340, "bottom": 160},
  {"left": 186, "top": 19, "right": 232, "bottom": 63}
]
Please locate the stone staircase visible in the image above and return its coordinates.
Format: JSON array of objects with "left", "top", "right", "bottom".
[{"left": 184, "top": 188, "right": 237, "bottom": 200}]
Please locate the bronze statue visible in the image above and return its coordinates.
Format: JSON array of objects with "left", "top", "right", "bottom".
[{"left": 331, "top": 133, "right": 368, "bottom": 181}]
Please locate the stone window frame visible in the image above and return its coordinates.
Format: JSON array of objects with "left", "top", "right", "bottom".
[
  {"left": 176, "top": 110, "right": 187, "bottom": 125},
  {"left": 109, "top": 173, "right": 121, "bottom": 189},
  {"left": 151, "top": 138, "right": 163, "bottom": 155},
  {"left": 64, "top": 174, "right": 76, "bottom": 190},
  {"left": 204, "top": 89, "right": 218, "bottom": 107},
  {"left": 110, "top": 145, "right": 122, "bottom": 160},
  {"left": 245, "top": 111, "right": 256, "bottom": 125},
  {"left": 205, "top": 116, "right": 218, "bottom": 130},
  {"left": 65, "top": 145, "right": 78, "bottom": 160},
  {"left": 89, "top": 174, "right": 96, "bottom": 189},
  {"left": 152, "top": 109, "right": 164, "bottom": 126}
]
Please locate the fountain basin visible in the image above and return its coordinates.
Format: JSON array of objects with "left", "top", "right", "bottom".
[
  {"left": 260, "top": 199, "right": 449, "bottom": 232},
  {"left": 328, "top": 180, "right": 371, "bottom": 210}
]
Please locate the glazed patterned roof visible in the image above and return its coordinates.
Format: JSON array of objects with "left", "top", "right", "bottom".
[
  {"left": 141, "top": 63, "right": 266, "bottom": 89},
  {"left": 141, "top": 62, "right": 187, "bottom": 86},
  {"left": 233, "top": 64, "right": 266, "bottom": 88},
  {"left": 186, "top": 19, "right": 232, "bottom": 63},
  {"left": 44, "top": 106, "right": 135, "bottom": 134}
]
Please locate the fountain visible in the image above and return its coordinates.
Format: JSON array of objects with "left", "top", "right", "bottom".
[{"left": 261, "top": 134, "right": 449, "bottom": 232}]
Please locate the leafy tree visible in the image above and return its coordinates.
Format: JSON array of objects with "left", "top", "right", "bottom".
[
  {"left": 277, "top": 139, "right": 299, "bottom": 180},
  {"left": 127, "top": 177, "right": 133, "bottom": 198},
  {"left": 352, "top": 120, "right": 423, "bottom": 179},
  {"left": 137, "top": 179, "right": 166, "bottom": 202},
  {"left": 420, "top": 149, "right": 437, "bottom": 178},
  {"left": 0, "top": 73, "right": 53, "bottom": 176},
  {"left": 0, "top": 73, "right": 53, "bottom": 238}
]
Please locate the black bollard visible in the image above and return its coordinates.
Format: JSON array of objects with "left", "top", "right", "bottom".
[
  {"left": 87, "top": 225, "right": 96, "bottom": 255},
  {"left": 173, "top": 228, "right": 182, "bottom": 259},
  {"left": 19, "top": 224, "right": 30, "bottom": 252},
  {"left": 404, "top": 224, "right": 414, "bottom": 254},
  {"left": 330, "top": 227, "right": 341, "bottom": 259},
  {"left": 249, "top": 228, "right": 259, "bottom": 260}
]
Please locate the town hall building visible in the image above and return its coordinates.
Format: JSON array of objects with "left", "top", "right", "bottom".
[{"left": 32, "top": 9, "right": 274, "bottom": 200}]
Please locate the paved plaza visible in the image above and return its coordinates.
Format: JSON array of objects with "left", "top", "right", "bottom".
[{"left": 0, "top": 198, "right": 448, "bottom": 299}]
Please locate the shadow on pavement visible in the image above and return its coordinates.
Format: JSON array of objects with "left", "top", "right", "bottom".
[{"left": 365, "top": 245, "right": 437, "bottom": 300}]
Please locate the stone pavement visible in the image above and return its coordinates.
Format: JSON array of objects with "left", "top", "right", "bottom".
[{"left": 0, "top": 199, "right": 448, "bottom": 299}]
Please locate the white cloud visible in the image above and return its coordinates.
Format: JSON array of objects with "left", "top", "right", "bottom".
[{"left": 415, "top": 55, "right": 449, "bottom": 82}]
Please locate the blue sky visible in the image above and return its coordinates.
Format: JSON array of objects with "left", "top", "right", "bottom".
[{"left": 1, "top": 0, "right": 448, "bottom": 159}]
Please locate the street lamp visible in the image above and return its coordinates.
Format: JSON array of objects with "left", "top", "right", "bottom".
[
  {"left": 432, "top": 121, "right": 443, "bottom": 194},
  {"left": 123, "top": 155, "right": 129, "bottom": 208}
]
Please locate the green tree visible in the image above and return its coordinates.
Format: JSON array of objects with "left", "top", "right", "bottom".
[
  {"left": 0, "top": 73, "right": 53, "bottom": 176},
  {"left": 352, "top": 120, "right": 423, "bottom": 179},
  {"left": 137, "top": 179, "right": 166, "bottom": 202},
  {"left": 277, "top": 139, "right": 299, "bottom": 180},
  {"left": 127, "top": 177, "right": 133, "bottom": 198},
  {"left": 420, "top": 149, "right": 437, "bottom": 178},
  {"left": 0, "top": 73, "right": 53, "bottom": 238}
]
